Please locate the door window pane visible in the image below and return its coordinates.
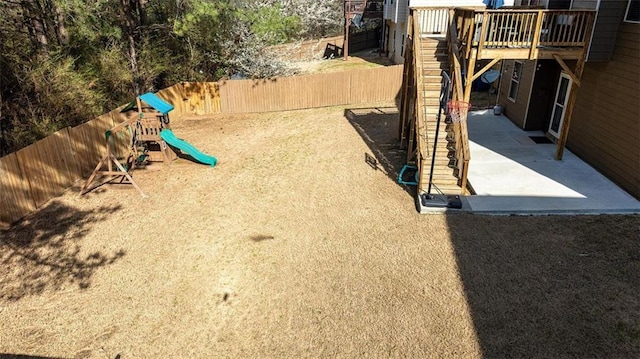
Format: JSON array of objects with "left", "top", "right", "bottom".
[
  {"left": 556, "top": 77, "right": 569, "bottom": 104},
  {"left": 550, "top": 104, "right": 563, "bottom": 133}
]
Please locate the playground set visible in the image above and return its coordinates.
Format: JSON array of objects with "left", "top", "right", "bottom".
[{"left": 80, "top": 92, "right": 217, "bottom": 197}]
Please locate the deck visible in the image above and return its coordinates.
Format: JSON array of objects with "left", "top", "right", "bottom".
[{"left": 456, "top": 9, "right": 596, "bottom": 60}]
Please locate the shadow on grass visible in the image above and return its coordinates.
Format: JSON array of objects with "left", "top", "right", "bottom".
[
  {"left": 0, "top": 355, "right": 67, "bottom": 359},
  {"left": 345, "top": 107, "right": 413, "bottom": 197},
  {"left": 0, "top": 200, "right": 126, "bottom": 301},
  {"left": 447, "top": 214, "right": 640, "bottom": 358}
]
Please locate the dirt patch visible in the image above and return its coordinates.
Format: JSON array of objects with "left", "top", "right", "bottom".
[{"left": 0, "top": 105, "right": 638, "bottom": 358}]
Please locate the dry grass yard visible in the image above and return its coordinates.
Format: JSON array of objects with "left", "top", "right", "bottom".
[
  {"left": 296, "top": 50, "right": 394, "bottom": 74},
  {"left": 1, "top": 105, "right": 639, "bottom": 358}
]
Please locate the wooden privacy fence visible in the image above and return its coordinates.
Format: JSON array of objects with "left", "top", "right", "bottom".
[
  {"left": 0, "top": 109, "right": 128, "bottom": 227},
  {"left": 218, "top": 65, "right": 403, "bottom": 113},
  {"left": 268, "top": 36, "right": 345, "bottom": 61},
  {"left": 0, "top": 65, "right": 402, "bottom": 227}
]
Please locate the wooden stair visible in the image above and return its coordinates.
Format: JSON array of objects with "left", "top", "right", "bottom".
[{"left": 417, "top": 37, "right": 462, "bottom": 195}]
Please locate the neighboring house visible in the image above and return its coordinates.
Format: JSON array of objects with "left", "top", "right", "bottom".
[
  {"left": 497, "top": 0, "right": 640, "bottom": 198},
  {"left": 382, "top": 0, "right": 501, "bottom": 64}
]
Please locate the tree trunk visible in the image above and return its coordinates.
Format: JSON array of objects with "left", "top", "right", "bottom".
[
  {"left": 120, "top": 0, "right": 141, "bottom": 95},
  {"left": 22, "top": 0, "right": 49, "bottom": 55},
  {"left": 52, "top": 1, "right": 69, "bottom": 46},
  {"left": 136, "top": 0, "right": 148, "bottom": 27}
]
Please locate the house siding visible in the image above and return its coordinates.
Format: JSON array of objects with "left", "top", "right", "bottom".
[
  {"left": 567, "top": 21, "right": 640, "bottom": 198},
  {"left": 383, "top": 1, "right": 486, "bottom": 63},
  {"left": 498, "top": 60, "right": 537, "bottom": 129},
  {"left": 384, "top": 0, "right": 400, "bottom": 22},
  {"left": 387, "top": 21, "right": 407, "bottom": 64},
  {"left": 398, "top": 0, "right": 409, "bottom": 24},
  {"left": 573, "top": 0, "right": 628, "bottom": 61}
]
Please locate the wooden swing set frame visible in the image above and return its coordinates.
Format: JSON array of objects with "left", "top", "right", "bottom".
[{"left": 80, "top": 96, "right": 175, "bottom": 197}]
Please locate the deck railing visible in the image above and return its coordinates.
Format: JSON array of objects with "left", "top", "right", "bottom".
[
  {"left": 453, "top": 9, "right": 595, "bottom": 58},
  {"left": 415, "top": 7, "right": 451, "bottom": 35}
]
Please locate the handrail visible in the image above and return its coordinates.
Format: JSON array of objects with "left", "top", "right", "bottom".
[
  {"left": 447, "top": 13, "right": 471, "bottom": 194},
  {"left": 412, "top": 10, "right": 428, "bottom": 162},
  {"left": 413, "top": 7, "right": 450, "bottom": 35},
  {"left": 451, "top": 9, "right": 596, "bottom": 55}
]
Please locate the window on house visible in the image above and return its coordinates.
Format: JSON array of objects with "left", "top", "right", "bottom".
[
  {"left": 401, "top": 34, "right": 405, "bottom": 56},
  {"left": 508, "top": 61, "right": 523, "bottom": 102},
  {"left": 625, "top": 0, "right": 640, "bottom": 23},
  {"left": 516, "top": 0, "right": 548, "bottom": 7}
]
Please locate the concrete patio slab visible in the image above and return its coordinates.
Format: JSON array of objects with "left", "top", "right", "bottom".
[{"left": 462, "top": 110, "right": 640, "bottom": 214}]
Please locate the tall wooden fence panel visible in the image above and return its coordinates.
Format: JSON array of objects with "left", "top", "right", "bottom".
[
  {"left": 15, "top": 128, "right": 80, "bottom": 208},
  {"left": 218, "top": 71, "right": 349, "bottom": 113},
  {"left": 349, "top": 29, "right": 381, "bottom": 54},
  {"left": 269, "top": 36, "right": 345, "bottom": 60},
  {"left": 349, "top": 66, "right": 403, "bottom": 104},
  {"left": 69, "top": 112, "right": 116, "bottom": 177},
  {"left": 0, "top": 153, "right": 36, "bottom": 227},
  {"left": 218, "top": 65, "right": 403, "bottom": 113},
  {"left": 156, "top": 83, "right": 189, "bottom": 118},
  {"left": 180, "top": 82, "right": 221, "bottom": 115},
  {"left": 203, "top": 82, "right": 221, "bottom": 114}
]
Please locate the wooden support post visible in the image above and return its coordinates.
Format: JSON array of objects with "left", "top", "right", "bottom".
[
  {"left": 109, "top": 153, "right": 146, "bottom": 197},
  {"left": 406, "top": 92, "right": 418, "bottom": 163},
  {"left": 478, "top": 11, "right": 489, "bottom": 59},
  {"left": 459, "top": 48, "right": 477, "bottom": 196},
  {"left": 471, "top": 56, "right": 502, "bottom": 83},
  {"left": 451, "top": 52, "right": 464, "bottom": 100},
  {"left": 552, "top": 54, "right": 581, "bottom": 86},
  {"left": 554, "top": 10, "right": 595, "bottom": 161},
  {"left": 529, "top": 10, "right": 544, "bottom": 59},
  {"left": 81, "top": 152, "right": 146, "bottom": 197},
  {"left": 463, "top": 48, "right": 478, "bottom": 103},
  {"left": 344, "top": 0, "right": 350, "bottom": 61},
  {"left": 460, "top": 160, "right": 470, "bottom": 195},
  {"left": 554, "top": 57, "right": 585, "bottom": 160},
  {"left": 398, "top": 33, "right": 413, "bottom": 146},
  {"left": 81, "top": 154, "right": 108, "bottom": 194}
]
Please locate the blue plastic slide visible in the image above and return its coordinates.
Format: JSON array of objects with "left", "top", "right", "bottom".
[{"left": 160, "top": 129, "right": 217, "bottom": 167}]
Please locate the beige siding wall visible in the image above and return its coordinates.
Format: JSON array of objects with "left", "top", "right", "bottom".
[
  {"left": 388, "top": 22, "right": 406, "bottom": 64},
  {"left": 384, "top": 0, "right": 400, "bottom": 22},
  {"left": 497, "top": 60, "right": 537, "bottom": 129},
  {"left": 398, "top": 0, "right": 408, "bottom": 25},
  {"left": 571, "top": 0, "right": 598, "bottom": 9},
  {"left": 567, "top": 22, "right": 640, "bottom": 198},
  {"left": 582, "top": 0, "right": 628, "bottom": 61}
]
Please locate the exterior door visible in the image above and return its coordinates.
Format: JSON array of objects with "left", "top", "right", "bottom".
[{"left": 548, "top": 72, "right": 572, "bottom": 138}]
